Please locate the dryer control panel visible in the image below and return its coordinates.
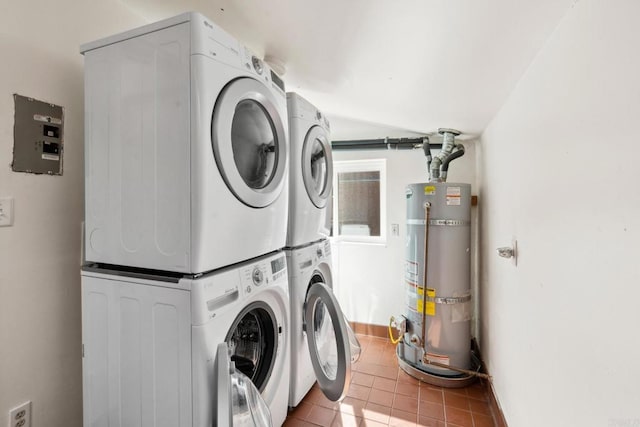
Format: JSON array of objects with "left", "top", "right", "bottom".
[
  {"left": 190, "top": 13, "right": 285, "bottom": 97},
  {"left": 286, "top": 92, "right": 330, "bottom": 131}
]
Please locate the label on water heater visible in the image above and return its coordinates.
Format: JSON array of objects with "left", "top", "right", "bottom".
[
  {"left": 425, "top": 352, "right": 450, "bottom": 366},
  {"left": 415, "top": 288, "right": 436, "bottom": 316},
  {"left": 426, "top": 288, "right": 436, "bottom": 316},
  {"left": 424, "top": 185, "right": 436, "bottom": 195},
  {"left": 446, "top": 186, "right": 461, "bottom": 205},
  {"left": 405, "top": 260, "right": 418, "bottom": 282}
]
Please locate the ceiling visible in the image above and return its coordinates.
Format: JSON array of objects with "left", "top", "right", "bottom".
[{"left": 120, "top": 0, "right": 573, "bottom": 140}]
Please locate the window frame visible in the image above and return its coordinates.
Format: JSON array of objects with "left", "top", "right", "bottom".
[{"left": 331, "top": 158, "right": 387, "bottom": 244}]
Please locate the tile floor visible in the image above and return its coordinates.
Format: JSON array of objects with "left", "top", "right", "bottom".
[{"left": 284, "top": 335, "right": 497, "bottom": 427}]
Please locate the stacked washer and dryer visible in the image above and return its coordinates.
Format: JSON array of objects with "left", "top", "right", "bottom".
[
  {"left": 284, "top": 93, "right": 361, "bottom": 408},
  {"left": 81, "top": 13, "right": 291, "bottom": 426},
  {"left": 80, "top": 12, "right": 360, "bottom": 427}
]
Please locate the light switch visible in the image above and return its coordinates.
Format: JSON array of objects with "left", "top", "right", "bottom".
[
  {"left": 391, "top": 223, "right": 399, "bottom": 236},
  {"left": 0, "top": 197, "right": 14, "bottom": 227}
]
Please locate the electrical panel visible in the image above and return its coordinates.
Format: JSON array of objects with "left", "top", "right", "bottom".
[{"left": 12, "top": 94, "right": 64, "bottom": 175}]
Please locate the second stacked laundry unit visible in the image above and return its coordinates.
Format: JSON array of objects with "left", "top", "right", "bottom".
[{"left": 284, "top": 92, "right": 361, "bottom": 408}]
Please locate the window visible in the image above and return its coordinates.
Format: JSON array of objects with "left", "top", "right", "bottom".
[{"left": 331, "top": 159, "right": 386, "bottom": 243}]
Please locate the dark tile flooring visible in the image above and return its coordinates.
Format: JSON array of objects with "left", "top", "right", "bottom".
[{"left": 284, "top": 335, "right": 497, "bottom": 427}]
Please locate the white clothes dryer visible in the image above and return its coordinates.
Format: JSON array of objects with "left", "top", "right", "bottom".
[
  {"left": 81, "top": 251, "right": 290, "bottom": 426},
  {"left": 81, "top": 12, "right": 289, "bottom": 274},
  {"left": 285, "top": 239, "right": 361, "bottom": 408},
  {"left": 286, "top": 92, "right": 333, "bottom": 248}
]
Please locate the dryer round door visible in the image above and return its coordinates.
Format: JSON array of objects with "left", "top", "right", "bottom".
[
  {"left": 216, "top": 343, "right": 273, "bottom": 427},
  {"left": 302, "top": 126, "right": 333, "bottom": 208},
  {"left": 212, "top": 77, "right": 287, "bottom": 208},
  {"left": 304, "top": 282, "right": 352, "bottom": 401}
]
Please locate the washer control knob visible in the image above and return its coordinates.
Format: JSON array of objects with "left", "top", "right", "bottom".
[
  {"left": 252, "top": 268, "right": 264, "bottom": 285},
  {"left": 316, "top": 111, "right": 322, "bottom": 120},
  {"left": 246, "top": 285, "right": 252, "bottom": 293},
  {"left": 316, "top": 248, "right": 323, "bottom": 258},
  {"left": 252, "top": 56, "right": 264, "bottom": 75}
]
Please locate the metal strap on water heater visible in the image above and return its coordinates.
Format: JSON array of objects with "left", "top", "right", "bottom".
[
  {"left": 429, "top": 219, "right": 468, "bottom": 227},
  {"left": 407, "top": 219, "right": 470, "bottom": 226},
  {"left": 426, "top": 294, "right": 471, "bottom": 305}
]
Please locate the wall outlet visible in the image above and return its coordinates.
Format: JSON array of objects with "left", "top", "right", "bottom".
[
  {"left": 8, "top": 401, "right": 31, "bottom": 427},
  {"left": 391, "top": 223, "right": 399, "bottom": 236},
  {"left": 0, "top": 197, "right": 14, "bottom": 227}
]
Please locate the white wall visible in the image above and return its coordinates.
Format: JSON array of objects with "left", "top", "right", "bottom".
[
  {"left": 0, "top": 2, "right": 144, "bottom": 425},
  {"left": 332, "top": 144, "right": 476, "bottom": 327},
  {"left": 478, "top": 1, "right": 640, "bottom": 425}
]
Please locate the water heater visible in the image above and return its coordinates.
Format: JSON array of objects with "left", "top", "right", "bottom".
[{"left": 398, "top": 181, "right": 472, "bottom": 376}]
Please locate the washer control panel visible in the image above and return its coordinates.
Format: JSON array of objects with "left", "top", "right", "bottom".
[
  {"left": 270, "top": 255, "right": 286, "bottom": 280},
  {"left": 240, "top": 254, "right": 287, "bottom": 292},
  {"left": 252, "top": 267, "right": 264, "bottom": 285},
  {"left": 315, "top": 240, "right": 332, "bottom": 260},
  {"left": 323, "top": 239, "right": 332, "bottom": 257}
]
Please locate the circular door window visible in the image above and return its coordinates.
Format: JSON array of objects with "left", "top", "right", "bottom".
[
  {"left": 307, "top": 272, "right": 329, "bottom": 337},
  {"left": 231, "top": 100, "right": 277, "bottom": 189},
  {"left": 215, "top": 343, "right": 272, "bottom": 426},
  {"left": 304, "top": 282, "right": 351, "bottom": 401},
  {"left": 302, "top": 126, "right": 333, "bottom": 208},
  {"left": 313, "top": 298, "right": 339, "bottom": 380},
  {"left": 213, "top": 78, "right": 287, "bottom": 208},
  {"left": 225, "top": 302, "right": 278, "bottom": 392}
]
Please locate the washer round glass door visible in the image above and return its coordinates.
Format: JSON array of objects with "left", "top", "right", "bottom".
[
  {"left": 304, "top": 282, "right": 351, "bottom": 401},
  {"left": 216, "top": 343, "right": 273, "bottom": 427},
  {"left": 212, "top": 78, "right": 287, "bottom": 208},
  {"left": 225, "top": 302, "right": 278, "bottom": 393},
  {"left": 302, "top": 126, "right": 333, "bottom": 208}
]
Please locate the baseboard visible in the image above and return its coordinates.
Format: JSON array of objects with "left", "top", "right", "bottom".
[
  {"left": 486, "top": 380, "right": 508, "bottom": 427},
  {"left": 349, "top": 321, "right": 388, "bottom": 339},
  {"left": 471, "top": 338, "right": 508, "bottom": 427}
]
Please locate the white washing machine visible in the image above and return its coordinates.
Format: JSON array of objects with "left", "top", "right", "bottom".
[
  {"left": 81, "top": 12, "right": 289, "bottom": 274},
  {"left": 285, "top": 239, "right": 361, "bottom": 408},
  {"left": 82, "top": 251, "right": 290, "bottom": 426},
  {"left": 286, "top": 92, "right": 333, "bottom": 248}
]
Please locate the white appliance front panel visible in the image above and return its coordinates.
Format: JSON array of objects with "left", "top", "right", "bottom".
[
  {"left": 286, "top": 92, "right": 332, "bottom": 248},
  {"left": 189, "top": 55, "right": 288, "bottom": 272},
  {"left": 84, "top": 16, "right": 289, "bottom": 274},
  {"left": 190, "top": 251, "right": 290, "bottom": 427},
  {"left": 82, "top": 274, "right": 192, "bottom": 427},
  {"left": 286, "top": 240, "right": 336, "bottom": 407}
]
